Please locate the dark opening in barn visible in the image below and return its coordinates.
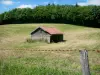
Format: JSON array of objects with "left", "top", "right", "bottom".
[
  {"left": 31, "top": 26, "right": 63, "bottom": 43},
  {"left": 50, "top": 34, "right": 63, "bottom": 43}
]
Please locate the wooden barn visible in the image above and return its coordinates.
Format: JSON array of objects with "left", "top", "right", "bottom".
[{"left": 31, "top": 26, "right": 63, "bottom": 43}]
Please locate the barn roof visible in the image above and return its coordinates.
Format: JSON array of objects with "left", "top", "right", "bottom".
[{"left": 31, "top": 26, "right": 63, "bottom": 35}]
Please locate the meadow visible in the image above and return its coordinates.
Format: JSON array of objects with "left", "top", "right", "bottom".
[{"left": 0, "top": 24, "right": 100, "bottom": 75}]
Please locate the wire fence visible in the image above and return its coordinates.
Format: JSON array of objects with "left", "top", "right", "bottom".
[
  {"left": 0, "top": 49, "right": 100, "bottom": 75},
  {"left": 0, "top": 48, "right": 100, "bottom": 52}
]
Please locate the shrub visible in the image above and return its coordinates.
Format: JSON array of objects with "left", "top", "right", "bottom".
[
  {"left": 26, "top": 38, "right": 47, "bottom": 43},
  {"left": 26, "top": 38, "right": 35, "bottom": 43}
]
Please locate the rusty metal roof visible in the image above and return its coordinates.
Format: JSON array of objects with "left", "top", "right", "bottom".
[
  {"left": 31, "top": 26, "right": 63, "bottom": 35},
  {"left": 41, "top": 26, "right": 63, "bottom": 35}
]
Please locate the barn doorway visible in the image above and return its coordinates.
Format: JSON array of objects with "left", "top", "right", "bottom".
[{"left": 50, "top": 34, "right": 63, "bottom": 43}]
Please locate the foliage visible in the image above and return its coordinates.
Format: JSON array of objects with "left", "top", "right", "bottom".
[
  {"left": 26, "top": 38, "right": 47, "bottom": 43},
  {"left": 0, "top": 4, "right": 100, "bottom": 27},
  {"left": 26, "top": 38, "right": 37, "bottom": 43},
  {"left": 92, "top": 65, "right": 100, "bottom": 72}
]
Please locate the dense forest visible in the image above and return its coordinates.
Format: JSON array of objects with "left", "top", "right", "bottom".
[{"left": 0, "top": 4, "right": 100, "bottom": 27}]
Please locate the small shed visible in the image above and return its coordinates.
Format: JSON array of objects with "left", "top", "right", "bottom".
[{"left": 31, "top": 26, "right": 63, "bottom": 43}]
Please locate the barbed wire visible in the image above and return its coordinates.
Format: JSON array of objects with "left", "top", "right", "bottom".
[{"left": 0, "top": 48, "right": 100, "bottom": 52}]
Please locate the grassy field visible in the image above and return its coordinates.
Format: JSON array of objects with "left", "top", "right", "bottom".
[{"left": 0, "top": 23, "right": 100, "bottom": 75}]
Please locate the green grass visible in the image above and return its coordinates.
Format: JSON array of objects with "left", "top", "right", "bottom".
[
  {"left": 0, "top": 23, "right": 100, "bottom": 75},
  {"left": 0, "top": 50, "right": 99, "bottom": 75},
  {"left": 0, "top": 61, "right": 81, "bottom": 75}
]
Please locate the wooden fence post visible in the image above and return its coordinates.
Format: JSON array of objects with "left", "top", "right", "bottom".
[{"left": 80, "top": 50, "right": 91, "bottom": 75}]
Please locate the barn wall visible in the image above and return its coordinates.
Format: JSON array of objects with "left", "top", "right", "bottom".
[{"left": 31, "top": 28, "right": 51, "bottom": 43}]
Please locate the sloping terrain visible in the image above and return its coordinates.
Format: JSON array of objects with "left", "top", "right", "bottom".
[
  {"left": 0, "top": 24, "right": 100, "bottom": 50},
  {"left": 0, "top": 24, "right": 100, "bottom": 75}
]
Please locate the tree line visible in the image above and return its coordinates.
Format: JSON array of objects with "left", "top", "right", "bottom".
[{"left": 0, "top": 4, "right": 100, "bottom": 27}]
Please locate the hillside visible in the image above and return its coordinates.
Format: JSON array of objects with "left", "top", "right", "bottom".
[
  {"left": 0, "top": 24, "right": 100, "bottom": 75},
  {"left": 0, "top": 23, "right": 100, "bottom": 50}
]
